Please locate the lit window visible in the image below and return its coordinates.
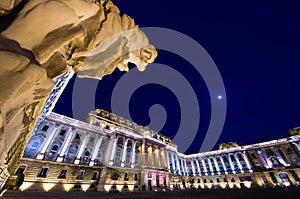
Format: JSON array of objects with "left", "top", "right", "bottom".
[
  {"left": 37, "top": 167, "right": 48, "bottom": 178},
  {"left": 58, "top": 169, "right": 67, "bottom": 179},
  {"left": 76, "top": 170, "right": 85, "bottom": 180}
]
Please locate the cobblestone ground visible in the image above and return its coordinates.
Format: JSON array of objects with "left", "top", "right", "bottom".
[{"left": 1, "top": 187, "right": 300, "bottom": 199}]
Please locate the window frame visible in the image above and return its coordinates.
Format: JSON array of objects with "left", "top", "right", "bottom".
[
  {"left": 76, "top": 170, "right": 85, "bottom": 180},
  {"left": 41, "top": 125, "right": 49, "bottom": 132},
  {"left": 91, "top": 171, "right": 99, "bottom": 180},
  {"left": 15, "top": 165, "right": 27, "bottom": 175},
  {"left": 37, "top": 167, "right": 49, "bottom": 178},
  {"left": 58, "top": 169, "right": 67, "bottom": 179}
]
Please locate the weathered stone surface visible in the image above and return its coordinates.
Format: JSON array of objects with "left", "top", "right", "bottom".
[
  {"left": 0, "top": 36, "right": 54, "bottom": 165},
  {"left": 0, "top": 0, "right": 157, "bottom": 170}
]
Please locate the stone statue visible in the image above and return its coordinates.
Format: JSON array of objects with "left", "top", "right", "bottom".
[{"left": 0, "top": 0, "right": 157, "bottom": 170}]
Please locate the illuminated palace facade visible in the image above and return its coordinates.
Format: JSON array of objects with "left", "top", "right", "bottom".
[{"left": 6, "top": 108, "right": 300, "bottom": 192}]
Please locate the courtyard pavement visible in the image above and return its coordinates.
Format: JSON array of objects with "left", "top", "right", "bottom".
[{"left": 1, "top": 187, "right": 300, "bottom": 199}]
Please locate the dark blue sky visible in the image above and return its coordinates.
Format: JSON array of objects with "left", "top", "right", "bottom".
[{"left": 54, "top": 1, "right": 300, "bottom": 153}]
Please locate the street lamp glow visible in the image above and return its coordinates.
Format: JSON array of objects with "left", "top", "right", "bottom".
[{"left": 218, "top": 95, "right": 223, "bottom": 100}]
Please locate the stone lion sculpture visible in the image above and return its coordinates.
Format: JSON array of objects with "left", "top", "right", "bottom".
[{"left": 0, "top": 0, "right": 157, "bottom": 170}]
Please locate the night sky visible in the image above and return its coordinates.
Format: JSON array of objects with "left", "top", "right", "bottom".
[{"left": 54, "top": 1, "right": 300, "bottom": 154}]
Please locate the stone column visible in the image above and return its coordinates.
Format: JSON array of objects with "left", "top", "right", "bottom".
[
  {"left": 242, "top": 152, "right": 253, "bottom": 172},
  {"left": 151, "top": 147, "right": 155, "bottom": 167},
  {"left": 272, "top": 148, "right": 289, "bottom": 166},
  {"left": 153, "top": 147, "right": 158, "bottom": 168},
  {"left": 195, "top": 159, "right": 201, "bottom": 176},
  {"left": 191, "top": 159, "right": 196, "bottom": 176},
  {"left": 201, "top": 159, "right": 208, "bottom": 175},
  {"left": 184, "top": 159, "right": 188, "bottom": 175},
  {"left": 213, "top": 157, "right": 220, "bottom": 174},
  {"left": 234, "top": 154, "right": 244, "bottom": 173},
  {"left": 227, "top": 154, "right": 236, "bottom": 174},
  {"left": 292, "top": 142, "right": 300, "bottom": 151},
  {"left": 157, "top": 148, "right": 162, "bottom": 168},
  {"left": 147, "top": 146, "right": 153, "bottom": 167},
  {"left": 180, "top": 159, "right": 185, "bottom": 175},
  {"left": 220, "top": 156, "right": 227, "bottom": 174},
  {"left": 74, "top": 133, "right": 90, "bottom": 164},
  {"left": 207, "top": 158, "right": 214, "bottom": 174},
  {"left": 166, "top": 150, "right": 170, "bottom": 172},
  {"left": 175, "top": 154, "right": 180, "bottom": 173},
  {"left": 97, "top": 168, "right": 107, "bottom": 191},
  {"left": 89, "top": 136, "right": 103, "bottom": 166},
  {"left": 121, "top": 138, "right": 129, "bottom": 167},
  {"left": 108, "top": 136, "right": 118, "bottom": 165},
  {"left": 131, "top": 141, "right": 137, "bottom": 168},
  {"left": 160, "top": 148, "right": 166, "bottom": 168},
  {"left": 141, "top": 140, "right": 146, "bottom": 167},
  {"left": 36, "top": 124, "right": 60, "bottom": 160},
  {"left": 171, "top": 152, "right": 175, "bottom": 172},
  {"left": 56, "top": 128, "right": 76, "bottom": 162},
  {"left": 259, "top": 149, "right": 272, "bottom": 168},
  {"left": 177, "top": 157, "right": 182, "bottom": 174}
]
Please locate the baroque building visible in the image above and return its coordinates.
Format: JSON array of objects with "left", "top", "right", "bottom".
[
  {"left": 5, "top": 109, "right": 300, "bottom": 192},
  {"left": 2, "top": 72, "right": 300, "bottom": 192}
]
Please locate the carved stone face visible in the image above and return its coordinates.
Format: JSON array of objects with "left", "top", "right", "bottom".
[
  {"left": 73, "top": 29, "right": 157, "bottom": 79},
  {"left": 125, "top": 45, "right": 157, "bottom": 72}
]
